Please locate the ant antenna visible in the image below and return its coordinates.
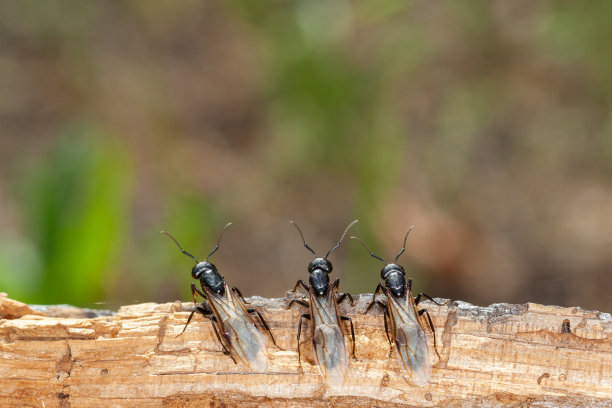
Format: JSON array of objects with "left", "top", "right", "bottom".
[
  {"left": 290, "top": 220, "right": 317, "bottom": 257},
  {"left": 350, "top": 236, "right": 386, "bottom": 265},
  {"left": 161, "top": 231, "right": 199, "bottom": 264},
  {"left": 325, "top": 219, "right": 359, "bottom": 259},
  {"left": 394, "top": 226, "right": 414, "bottom": 263},
  {"left": 206, "top": 222, "right": 232, "bottom": 261}
]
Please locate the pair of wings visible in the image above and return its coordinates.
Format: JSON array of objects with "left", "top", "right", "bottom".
[
  {"left": 207, "top": 284, "right": 270, "bottom": 372},
  {"left": 385, "top": 294, "right": 431, "bottom": 386},
  {"left": 309, "top": 289, "right": 349, "bottom": 386},
  {"left": 308, "top": 289, "right": 430, "bottom": 386},
  {"left": 203, "top": 283, "right": 430, "bottom": 384}
]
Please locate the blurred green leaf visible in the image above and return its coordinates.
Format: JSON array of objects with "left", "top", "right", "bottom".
[{"left": 9, "top": 127, "right": 132, "bottom": 306}]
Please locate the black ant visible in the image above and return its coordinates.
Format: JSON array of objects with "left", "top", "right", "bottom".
[
  {"left": 351, "top": 227, "right": 446, "bottom": 386},
  {"left": 287, "top": 220, "right": 358, "bottom": 385},
  {"left": 162, "top": 223, "right": 278, "bottom": 372}
]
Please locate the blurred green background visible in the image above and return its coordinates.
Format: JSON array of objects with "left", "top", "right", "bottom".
[{"left": 0, "top": 1, "right": 611, "bottom": 311}]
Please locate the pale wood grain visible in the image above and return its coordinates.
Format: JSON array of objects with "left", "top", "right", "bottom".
[{"left": 0, "top": 294, "right": 610, "bottom": 407}]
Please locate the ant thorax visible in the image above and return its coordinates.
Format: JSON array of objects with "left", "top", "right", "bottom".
[
  {"left": 200, "top": 269, "right": 225, "bottom": 295},
  {"left": 309, "top": 268, "right": 330, "bottom": 297},
  {"left": 383, "top": 267, "right": 406, "bottom": 298}
]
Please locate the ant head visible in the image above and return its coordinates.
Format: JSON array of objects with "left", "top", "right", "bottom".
[
  {"left": 290, "top": 219, "right": 358, "bottom": 271},
  {"left": 162, "top": 223, "right": 232, "bottom": 296},
  {"left": 291, "top": 220, "right": 358, "bottom": 297},
  {"left": 381, "top": 263, "right": 405, "bottom": 279},
  {"left": 308, "top": 257, "right": 332, "bottom": 274},
  {"left": 351, "top": 226, "right": 414, "bottom": 298},
  {"left": 192, "top": 261, "right": 216, "bottom": 280}
]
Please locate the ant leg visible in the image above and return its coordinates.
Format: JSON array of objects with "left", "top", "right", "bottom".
[
  {"left": 374, "top": 302, "right": 392, "bottom": 345},
  {"left": 247, "top": 308, "right": 281, "bottom": 349},
  {"left": 177, "top": 309, "right": 198, "bottom": 337},
  {"left": 340, "top": 315, "right": 356, "bottom": 358},
  {"left": 291, "top": 280, "right": 309, "bottom": 294},
  {"left": 365, "top": 283, "right": 383, "bottom": 313},
  {"left": 177, "top": 304, "right": 212, "bottom": 337},
  {"left": 296, "top": 313, "right": 311, "bottom": 365},
  {"left": 415, "top": 293, "right": 446, "bottom": 306},
  {"left": 337, "top": 292, "right": 355, "bottom": 306},
  {"left": 207, "top": 314, "right": 237, "bottom": 363},
  {"left": 287, "top": 299, "right": 309, "bottom": 309},
  {"left": 333, "top": 280, "right": 356, "bottom": 305},
  {"left": 407, "top": 277, "right": 413, "bottom": 291},
  {"left": 232, "top": 287, "right": 250, "bottom": 304},
  {"left": 381, "top": 308, "right": 394, "bottom": 358},
  {"left": 369, "top": 300, "right": 392, "bottom": 348},
  {"left": 177, "top": 305, "right": 236, "bottom": 363},
  {"left": 419, "top": 308, "right": 440, "bottom": 359},
  {"left": 191, "top": 283, "right": 207, "bottom": 304},
  {"left": 383, "top": 315, "right": 392, "bottom": 357},
  {"left": 332, "top": 278, "right": 340, "bottom": 291}
]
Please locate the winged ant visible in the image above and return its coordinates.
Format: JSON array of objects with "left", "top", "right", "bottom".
[
  {"left": 162, "top": 223, "right": 278, "bottom": 372},
  {"left": 287, "top": 219, "right": 358, "bottom": 385},
  {"left": 351, "top": 226, "right": 445, "bottom": 386}
]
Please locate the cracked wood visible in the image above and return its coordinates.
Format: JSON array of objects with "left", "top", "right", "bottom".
[{"left": 0, "top": 294, "right": 610, "bottom": 407}]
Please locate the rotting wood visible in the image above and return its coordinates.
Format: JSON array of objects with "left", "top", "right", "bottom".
[{"left": 0, "top": 293, "right": 610, "bottom": 408}]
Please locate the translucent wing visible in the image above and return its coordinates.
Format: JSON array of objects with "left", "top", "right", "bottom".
[
  {"left": 223, "top": 315, "right": 269, "bottom": 372},
  {"left": 208, "top": 284, "right": 270, "bottom": 372},
  {"left": 310, "top": 290, "right": 349, "bottom": 386},
  {"left": 387, "top": 295, "right": 431, "bottom": 386}
]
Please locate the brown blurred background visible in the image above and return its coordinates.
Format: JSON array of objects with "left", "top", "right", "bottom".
[{"left": 0, "top": 1, "right": 610, "bottom": 311}]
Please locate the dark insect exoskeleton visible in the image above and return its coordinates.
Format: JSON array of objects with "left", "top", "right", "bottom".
[
  {"left": 351, "top": 226, "right": 445, "bottom": 386},
  {"left": 162, "top": 223, "right": 278, "bottom": 372},
  {"left": 287, "top": 220, "right": 359, "bottom": 386}
]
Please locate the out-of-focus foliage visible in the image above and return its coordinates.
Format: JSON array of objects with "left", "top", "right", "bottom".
[{"left": 0, "top": 1, "right": 610, "bottom": 310}]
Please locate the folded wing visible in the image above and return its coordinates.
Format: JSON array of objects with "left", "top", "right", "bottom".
[
  {"left": 208, "top": 286, "right": 270, "bottom": 372},
  {"left": 388, "top": 295, "right": 431, "bottom": 386},
  {"left": 395, "top": 322, "right": 430, "bottom": 386},
  {"left": 313, "top": 324, "right": 348, "bottom": 386}
]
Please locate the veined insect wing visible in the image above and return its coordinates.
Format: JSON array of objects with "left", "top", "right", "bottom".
[
  {"left": 388, "top": 295, "right": 431, "bottom": 386},
  {"left": 206, "top": 286, "right": 271, "bottom": 373},
  {"left": 311, "top": 289, "right": 349, "bottom": 386}
]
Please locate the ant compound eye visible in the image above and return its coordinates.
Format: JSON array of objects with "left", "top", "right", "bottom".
[
  {"left": 192, "top": 265, "right": 202, "bottom": 279},
  {"left": 192, "top": 261, "right": 216, "bottom": 280},
  {"left": 309, "top": 257, "right": 332, "bottom": 273},
  {"left": 381, "top": 263, "right": 403, "bottom": 279}
]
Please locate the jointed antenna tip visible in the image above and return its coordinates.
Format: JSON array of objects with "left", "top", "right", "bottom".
[
  {"left": 325, "top": 219, "right": 359, "bottom": 259},
  {"left": 290, "top": 220, "right": 317, "bottom": 257},
  {"left": 350, "top": 235, "right": 386, "bottom": 265},
  {"left": 206, "top": 222, "right": 233, "bottom": 261},
  {"left": 161, "top": 230, "right": 199, "bottom": 264},
  {"left": 394, "top": 226, "right": 415, "bottom": 263}
]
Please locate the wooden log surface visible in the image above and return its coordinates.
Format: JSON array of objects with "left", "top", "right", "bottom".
[{"left": 0, "top": 292, "right": 610, "bottom": 407}]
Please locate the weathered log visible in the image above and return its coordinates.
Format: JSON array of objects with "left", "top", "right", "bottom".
[{"left": 0, "top": 293, "right": 610, "bottom": 407}]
